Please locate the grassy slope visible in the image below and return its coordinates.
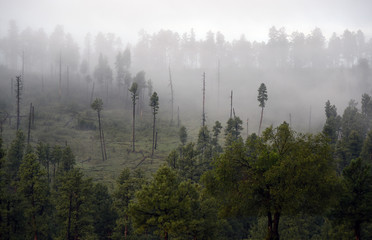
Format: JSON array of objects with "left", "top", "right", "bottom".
[{"left": 1, "top": 87, "right": 182, "bottom": 190}]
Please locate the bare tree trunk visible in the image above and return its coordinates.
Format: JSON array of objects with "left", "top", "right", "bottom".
[
  {"left": 155, "top": 131, "right": 158, "bottom": 150},
  {"left": 258, "top": 107, "right": 264, "bottom": 136},
  {"left": 354, "top": 221, "right": 361, "bottom": 240},
  {"left": 90, "top": 82, "right": 95, "bottom": 104},
  {"left": 217, "top": 59, "right": 220, "bottom": 110},
  {"left": 97, "top": 111, "right": 105, "bottom": 161},
  {"left": 169, "top": 65, "right": 174, "bottom": 125},
  {"left": 59, "top": 52, "right": 62, "bottom": 100},
  {"left": 27, "top": 103, "right": 32, "bottom": 144},
  {"left": 132, "top": 101, "right": 136, "bottom": 152},
  {"left": 177, "top": 106, "right": 180, "bottom": 128},
  {"left": 152, "top": 111, "right": 156, "bottom": 157},
  {"left": 230, "top": 90, "right": 233, "bottom": 119},
  {"left": 15, "top": 76, "right": 22, "bottom": 131},
  {"left": 273, "top": 212, "right": 280, "bottom": 240},
  {"left": 101, "top": 126, "right": 107, "bottom": 161},
  {"left": 202, "top": 72, "right": 206, "bottom": 127}
]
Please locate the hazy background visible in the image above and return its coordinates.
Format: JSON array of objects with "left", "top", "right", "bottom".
[
  {"left": 1, "top": 0, "right": 372, "bottom": 43},
  {"left": 0, "top": 0, "right": 372, "bottom": 137}
]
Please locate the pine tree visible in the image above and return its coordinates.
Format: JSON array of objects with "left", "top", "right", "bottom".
[
  {"left": 129, "top": 82, "right": 139, "bottom": 152},
  {"left": 113, "top": 168, "right": 145, "bottom": 239},
  {"left": 55, "top": 169, "right": 95, "bottom": 240},
  {"left": 7, "top": 130, "right": 25, "bottom": 180},
  {"left": 150, "top": 92, "right": 159, "bottom": 157},
  {"left": 91, "top": 98, "right": 107, "bottom": 161},
  {"left": 257, "top": 83, "right": 268, "bottom": 136},
  {"left": 18, "top": 153, "right": 50, "bottom": 240}
]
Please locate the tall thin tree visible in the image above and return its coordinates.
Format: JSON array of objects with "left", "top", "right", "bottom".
[
  {"left": 150, "top": 92, "right": 159, "bottom": 157},
  {"left": 202, "top": 72, "right": 206, "bottom": 127},
  {"left": 15, "top": 75, "right": 22, "bottom": 131},
  {"left": 129, "top": 82, "right": 139, "bottom": 152},
  {"left": 168, "top": 65, "right": 174, "bottom": 125},
  {"left": 257, "top": 83, "right": 268, "bottom": 136},
  {"left": 91, "top": 98, "right": 107, "bottom": 161},
  {"left": 230, "top": 90, "right": 233, "bottom": 119}
]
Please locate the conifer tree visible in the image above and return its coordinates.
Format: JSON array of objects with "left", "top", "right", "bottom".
[
  {"left": 257, "top": 83, "right": 268, "bottom": 136},
  {"left": 129, "top": 82, "right": 139, "bottom": 152},
  {"left": 18, "top": 153, "right": 50, "bottom": 240},
  {"left": 150, "top": 92, "right": 159, "bottom": 157},
  {"left": 91, "top": 98, "right": 107, "bottom": 161}
]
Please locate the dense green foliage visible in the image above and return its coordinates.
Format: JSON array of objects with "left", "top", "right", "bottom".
[{"left": 2, "top": 88, "right": 372, "bottom": 240}]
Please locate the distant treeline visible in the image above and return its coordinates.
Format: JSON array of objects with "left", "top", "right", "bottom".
[{"left": 0, "top": 20, "right": 371, "bottom": 77}]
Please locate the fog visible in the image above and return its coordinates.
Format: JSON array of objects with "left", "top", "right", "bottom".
[{"left": 1, "top": 0, "right": 372, "bottom": 138}]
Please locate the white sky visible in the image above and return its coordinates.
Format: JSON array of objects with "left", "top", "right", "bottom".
[{"left": 0, "top": 0, "right": 371, "bottom": 44}]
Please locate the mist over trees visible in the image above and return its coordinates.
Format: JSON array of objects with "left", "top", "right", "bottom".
[{"left": 1, "top": 17, "right": 372, "bottom": 240}]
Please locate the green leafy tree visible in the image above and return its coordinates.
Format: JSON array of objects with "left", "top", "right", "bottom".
[
  {"left": 323, "top": 100, "right": 341, "bottom": 144},
  {"left": 18, "top": 153, "right": 51, "bottom": 240},
  {"left": 257, "top": 83, "right": 268, "bottom": 136},
  {"left": 361, "top": 93, "right": 372, "bottom": 129},
  {"left": 36, "top": 142, "right": 51, "bottom": 182},
  {"left": 129, "top": 82, "right": 139, "bottom": 152},
  {"left": 211, "top": 121, "right": 223, "bottom": 154},
  {"left": 336, "top": 100, "right": 366, "bottom": 170},
  {"left": 179, "top": 126, "right": 187, "bottom": 146},
  {"left": 55, "top": 169, "right": 95, "bottom": 240},
  {"left": 50, "top": 145, "right": 62, "bottom": 181},
  {"left": 197, "top": 126, "right": 212, "bottom": 161},
  {"left": 224, "top": 116, "right": 243, "bottom": 146},
  {"left": 7, "top": 130, "right": 25, "bottom": 180},
  {"left": 129, "top": 166, "right": 200, "bottom": 240},
  {"left": 361, "top": 130, "right": 372, "bottom": 163},
  {"left": 0, "top": 136, "right": 9, "bottom": 239},
  {"left": 330, "top": 158, "right": 372, "bottom": 240},
  {"left": 91, "top": 183, "right": 116, "bottom": 240},
  {"left": 204, "top": 123, "right": 338, "bottom": 240},
  {"left": 60, "top": 146, "right": 75, "bottom": 173},
  {"left": 113, "top": 168, "right": 145, "bottom": 240},
  {"left": 150, "top": 92, "right": 159, "bottom": 157}
]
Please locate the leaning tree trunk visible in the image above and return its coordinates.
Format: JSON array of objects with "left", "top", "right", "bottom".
[{"left": 259, "top": 107, "right": 264, "bottom": 136}]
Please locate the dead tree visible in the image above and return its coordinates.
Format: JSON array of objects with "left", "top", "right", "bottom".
[
  {"left": 90, "top": 82, "right": 95, "bottom": 104},
  {"left": 230, "top": 90, "right": 233, "bottom": 119},
  {"left": 15, "top": 75, "right": 22, "bottom": 130},
  {"left": 27, "top": 103, "right": 32, "bottom": 144},
  {"left": 168, "top": 64, "right": 174, "bottom": 125},
  {"left": 202, "top": 72, "right": 206, "bottom": 127},
  {"left": 59, "top": 52, "right": 62, "bottom": 99},
  {"left": 217, "top": 59, "right": 220, "bottom": 109}
]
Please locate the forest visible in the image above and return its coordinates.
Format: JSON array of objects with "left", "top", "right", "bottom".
[{"left": 0, "top": 19, "right": 372, "bottom": 240}]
